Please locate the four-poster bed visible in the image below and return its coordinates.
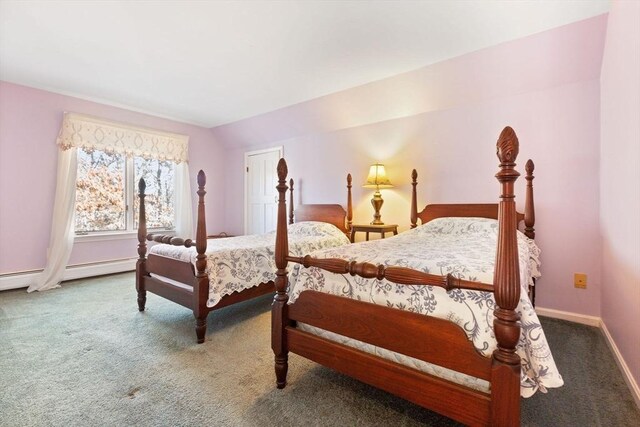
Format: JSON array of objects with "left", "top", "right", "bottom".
[
  {"left": 136, "top": 172, "right": 353, "bottom": 343},
  {"left": 271, "top": 127, "right": 562, "bottom": 426}
]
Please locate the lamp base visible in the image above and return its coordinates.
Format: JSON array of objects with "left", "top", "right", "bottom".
[{"left": 370, "top": 190, "right": 384, "bottom": 225}]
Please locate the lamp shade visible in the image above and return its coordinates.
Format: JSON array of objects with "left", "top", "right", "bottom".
[{"left": 363, "top": 163, "right": 393, "bottom": 188}]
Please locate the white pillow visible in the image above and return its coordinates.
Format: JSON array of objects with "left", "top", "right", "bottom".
[{"left": 414, "top": 217, "right": 499, "bottom": 236}]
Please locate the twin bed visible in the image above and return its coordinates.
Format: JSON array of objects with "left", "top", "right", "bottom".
[
  {"left": 136, "top": 174, "right": 353, "bottom": 343},
  {"left": 135, "top": 126, "right": 561, "bottom": 425}
]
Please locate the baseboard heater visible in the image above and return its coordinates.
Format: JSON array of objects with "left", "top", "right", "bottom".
[{"left": 0, "top": 258, "right": 137, "bottom": 291}]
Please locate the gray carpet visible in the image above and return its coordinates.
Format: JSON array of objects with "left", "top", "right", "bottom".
[{"left": 1, "top": 272, "right": 638, "bottom": 426}]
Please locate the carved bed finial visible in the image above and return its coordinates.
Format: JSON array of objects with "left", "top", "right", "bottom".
[
  {"left": 411, "top": 169, "right": 417, "bottom": 182},
  {"left": 496, "top": 126, "right": 519, "bottom": 163},
  {"left": 138, "top": 177, "right": 146, "bottom": 194},
  {"left": 277, "top": 158, "right": 288, "bottom": 181},
  {"left": 347, "top": 173, "right": 352, "bottom": 185},
  {"left": 197, "top": 169, "right": 206, "bottom": 188},
  {"left": 525, "top": 159, "right": 535, "bottom": 174}
]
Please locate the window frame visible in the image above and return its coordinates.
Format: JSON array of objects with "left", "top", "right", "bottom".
[{"left": 74, "top": 151, "right": 177, "bottom": 242}]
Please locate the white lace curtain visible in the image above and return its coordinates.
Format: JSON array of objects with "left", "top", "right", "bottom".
[{"left": 29, "top": 113, "right": 193, "bottom": 292}]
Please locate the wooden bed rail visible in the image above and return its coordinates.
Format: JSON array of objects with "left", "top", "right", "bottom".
[
  {"left": 146, "top": 234, "right": 195, "bottom": 247},
  {"left": 286, "top": 255, "right": 494, "bottom": 293}
]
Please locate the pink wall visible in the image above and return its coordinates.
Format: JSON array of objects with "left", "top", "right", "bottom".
[
  {"left": 214, "top": 15, "right": 608, "bottom": 316},
  {"left": 0, "top": 82, "right": 225, "bottom": 274},
  {"left": 600, "top": 0, "right": 640, "bottom": 389}
]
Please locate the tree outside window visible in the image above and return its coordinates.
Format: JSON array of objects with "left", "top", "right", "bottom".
[{"left": 75, "top": 148, "right": 175, "bottom": 234}]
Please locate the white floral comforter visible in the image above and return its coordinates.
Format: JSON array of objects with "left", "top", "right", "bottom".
[
  {"left": 149, "top": 222, "right": 349, "bottom": 307},
  {"left": 288, "top": 217, "right": 563, "bottom": 397}
]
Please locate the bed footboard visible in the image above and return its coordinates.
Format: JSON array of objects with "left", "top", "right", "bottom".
[{"left": 137, "top": 170, "right": 211, "bottom": 343}]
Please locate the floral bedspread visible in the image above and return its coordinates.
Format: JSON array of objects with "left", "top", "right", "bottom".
[
  {"left": 149, "top": 221, "right": 349, "bottom": 307},
  {"left": 288, "top": 217, "right": 563, "bottom": 397}
]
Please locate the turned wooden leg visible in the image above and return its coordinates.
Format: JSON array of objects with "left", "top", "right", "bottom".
[
  {"left": 135, "top": 261, "right": 146, "bottom": 312},
  {"left": 137, "top": 291, "right": 146, "bottom": 312},
  {"left": 275, "top": 354, "right": 288, "bottom": 389},
  {"left": 195, "top": 316, "right": 207, "bottom": 344},
  {"left": 273, "top": 297, "right": 289, "bottom": 388}
]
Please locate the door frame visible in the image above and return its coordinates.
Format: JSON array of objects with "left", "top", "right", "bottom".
[{"left": 244, "top": 146, "right": 284, "bottom": 235}]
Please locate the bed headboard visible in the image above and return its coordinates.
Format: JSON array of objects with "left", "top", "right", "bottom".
[
  {"left": 290, "top": 173, "right": 353, "bottom": 235},
  {"left": 410, "top": 159, "right": 536, "bottom": 239}
]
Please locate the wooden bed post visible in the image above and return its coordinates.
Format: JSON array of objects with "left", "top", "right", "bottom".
[
  {"left": 289, "top": 178, "right": 294, "bottom": 225},
  {"left": 193, "top": 170, "right": 209, "bottom": 344},
  {"left": 524, "top": 159, "right": 536, "bottom": 306},
  {"left": 524, "top": 159, "right": 535, "bottom": 240},
  {"left": 136, "top": 178, "right": 148, "bottom": 311},
  {"left": 272, "top": 158, "right": 290, "bottom": 388},
  {"left": 410, "top": 169, "right": 418, "bottom": 228},
  {"left": 346, "top": 173, "right": 353, "bottom": 233},
  {"left": 491, "top": 126, "right": 522, "bottom": 426}
]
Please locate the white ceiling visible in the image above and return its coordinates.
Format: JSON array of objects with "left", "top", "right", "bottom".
[{"left": 0, "top": 1, "right": 610, "bottom": 128}]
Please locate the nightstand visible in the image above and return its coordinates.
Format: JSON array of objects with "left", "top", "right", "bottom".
[{"left": 349, "top": 224, "right": 398, "bottom": 243}]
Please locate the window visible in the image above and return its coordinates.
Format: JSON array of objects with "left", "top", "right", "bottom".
[
  {"left": 133, "top": 157, "right": 176, "bottom": 230},
  {"left": 31, "top": 113, "right": 190, "bottom": 292},
  {"left": 75, "top": 148, "right": 176, "bottom": 235}
]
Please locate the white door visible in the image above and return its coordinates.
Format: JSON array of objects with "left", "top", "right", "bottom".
[{"left": 245, "top": 147, "right": 283, "bottom": 234}]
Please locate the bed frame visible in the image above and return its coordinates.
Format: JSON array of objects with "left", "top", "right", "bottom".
[
  {"left": 136, "top": 172, "right": 353, "bottom": 343},
  {"left": 272, "top": 127, "right": 532, "bottom": 426}
]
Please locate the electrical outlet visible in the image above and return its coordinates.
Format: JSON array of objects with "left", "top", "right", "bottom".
[{"left": 574, "top": 273, "right": 587, "bottom": 289}]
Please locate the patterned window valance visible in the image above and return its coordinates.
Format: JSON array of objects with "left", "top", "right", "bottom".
[{"left": 56, "top": 113, "right": 189, "bottom": 163}]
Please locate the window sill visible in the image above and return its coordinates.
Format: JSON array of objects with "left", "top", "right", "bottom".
[{"left": 74, "top": 230, "right": 175, "bottom": 243}]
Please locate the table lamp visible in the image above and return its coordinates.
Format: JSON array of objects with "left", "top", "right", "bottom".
[{"left": 363, "top": 163, "right": 393, "bottom": 225}]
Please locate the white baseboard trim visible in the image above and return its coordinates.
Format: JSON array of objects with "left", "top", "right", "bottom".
[
  {"left": 601, "top": 321, "right": 640, "bottom": 408},
  {"left": 535, "top": 306, "right": 602, "bottom": 327},
  {"left": 0, "top": 258, "right": 137, "bottom": 291},
  {"left": 537, "top": 306, "right": 640, "bottom": 408}
]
